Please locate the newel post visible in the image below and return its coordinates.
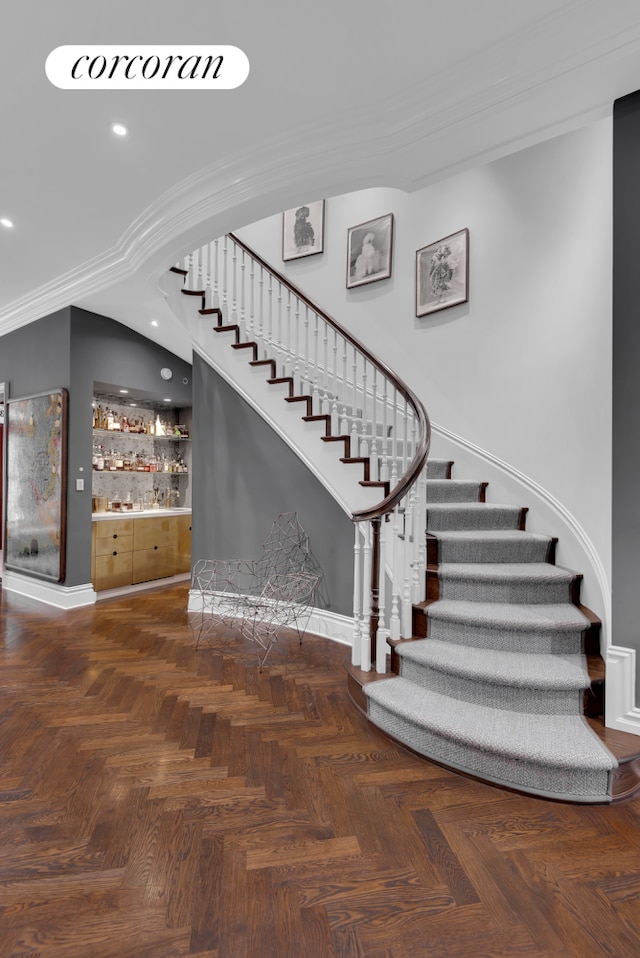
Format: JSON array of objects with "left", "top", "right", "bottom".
[{"left": 369, "top": 517, "right": 382, "bottom": 668}]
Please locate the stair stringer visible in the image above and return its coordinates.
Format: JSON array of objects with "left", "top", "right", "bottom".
[{"left": 160, "top": 272, "right": 383, "bottom": 521}]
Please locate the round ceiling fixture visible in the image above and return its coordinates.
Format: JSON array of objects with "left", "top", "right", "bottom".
[{"left": 160, "top": 367, "right": 173, "bottom": 381}]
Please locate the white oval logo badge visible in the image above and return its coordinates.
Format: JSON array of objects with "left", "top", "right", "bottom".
[{"left": 46, "top": 45, "right": 249, "bottom": 89}]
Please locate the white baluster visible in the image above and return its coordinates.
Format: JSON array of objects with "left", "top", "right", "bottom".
[
  {"left": 361, "top": 522, "right": 372, "bottom": 672},
  {"left": 351, "top": 346, "right": 359, "bottom": 451},
  {"left": 205, "top": 242, "right": 213, "bottom": 310},
  {"left": 340, "top": 338, "right": 349, "bottom": 435},
  {"left": 221, "top": 237, "right": 229, "bottom": 323},
  {"left": 380, "top": 377, "right": 389, "bottom": 483},
  {"left": 370, "top": 367, "right": 378, "bottom": 479},
  {"left": 239, "top": 249, "right": 246, "bottom": 340},
  {"left": 416, "top": 464, "right": 428, "bottom": 604},
  {"left": 196, "top": 245, "right": 204, "bottom": 292},
  {"left": 285, "top": 290, "right": 293, "bottom": 381},
  {"left": 331, "top": 329, "right": 339, "bottom": 434},
  {"left": 312, "top": 314, "right": 320, "bottom": 410},
  {"left": 257, "top": 265, "right": 265, "bottom": 356},
  {"left": 401, "top": 503, "right": 413, "bottom": 639},
  {"left": 248, "top": 258, "right": 255, "bottom": 342},
  {"left": 267, "top": 274, "right": 274, "bottom": 358},
  {"left": 376, "top": 516, "right": 388, "bottom": 674},
  {"left": 230, "top": 242, "right": 238, "bottom": 326},
  {"left": 352, "top": 523, "right": 362, "bottom": 667},
  {"left": 211, "top": 239, "right": 220, "bottom": 309},
  {"left": 390, "top": 505, "right": 402, "bottom": 641},
  {"left": 361, "top": 359, "right": 369, "bottom": 458}
]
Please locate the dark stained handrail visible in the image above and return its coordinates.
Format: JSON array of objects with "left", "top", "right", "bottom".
[{"left": 228, "top": 232, "right": 430, "bottom": 523}]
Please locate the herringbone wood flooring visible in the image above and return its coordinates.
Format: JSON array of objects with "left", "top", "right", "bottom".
[{"left": 1, "top": 583, "right": 640, "bottom": 958}]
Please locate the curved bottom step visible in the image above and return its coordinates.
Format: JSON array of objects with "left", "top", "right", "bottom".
[{"left": 365, "top": 676, "right": 615, "bottom": 803}]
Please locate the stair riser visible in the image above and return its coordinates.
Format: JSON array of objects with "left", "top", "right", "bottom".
[
  {"left": 426, "top": 481, "right": 487, "bottom": 503},
  {"left": 425, "top": 618, "right": 587, "bottom": 654},
  {"left": 367, "top": 700, "right": 612, "bottom": 801},
  {"left": 399, "top": 660, "right": 586, "bottom": 715},
  {"left": 430, "top": 576, "right": 579, "bottom": 605},
  {"left": 427, "top": 507, "right": 527, "bottom": 531},
  {"left": 429, "top": 538, "right": 553, "bottom": 564}
]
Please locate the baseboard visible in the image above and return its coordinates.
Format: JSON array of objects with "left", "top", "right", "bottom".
[
  {"left": 1, "top": 571, "right": 97, "bottom": 609},
  {"left": 605, "top": 645, "right": 640, "bottom": 736},
  {"left": 188, "top": 588, "right": 354, "bottom": 647}
]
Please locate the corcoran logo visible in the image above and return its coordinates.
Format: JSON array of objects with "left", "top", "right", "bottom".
[{"left": 45, "top": 45, "right": 250, "bottom": 90}]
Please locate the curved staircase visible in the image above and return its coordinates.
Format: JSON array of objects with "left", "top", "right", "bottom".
[{"left": 165, "top": 236, "right": 640, "bottom": 804}]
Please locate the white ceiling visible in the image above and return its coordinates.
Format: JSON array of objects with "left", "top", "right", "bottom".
[{"left": 2, "top": 0, "right": 640, "bottom": 362}]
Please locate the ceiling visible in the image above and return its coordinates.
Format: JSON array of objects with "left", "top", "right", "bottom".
[{"left": 2, "top": 0, "right": 640, "bottom": 363}]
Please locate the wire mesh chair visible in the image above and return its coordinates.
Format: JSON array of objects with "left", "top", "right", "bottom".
[{"left": 190, "top": 512, "right": 323, "bottom": 668}]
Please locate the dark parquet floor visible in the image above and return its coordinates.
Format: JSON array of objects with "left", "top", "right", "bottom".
[{"left": 1, "top": 582, "right": 640, "bottom": 957}]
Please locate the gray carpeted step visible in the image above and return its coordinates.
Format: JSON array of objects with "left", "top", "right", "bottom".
[
  {"left": 427, "top": 503, "right": 525, "bottom": 531},
  {"left": 365, "top": 677, "right": 615, "bottom": 802},
  {"left": 426, "top": 459, "right": 453, "bottom": 479},
  {"left": 426, "top": 599, "right": 591, "bottom": 653},
  {"left": 427, "top": 479, "right": 485, "bottom": 503},
  {"left": 397, "top": 640, "right": 589, "bottom": 714},
  {"left": 434, "top": 562, "right": 579, "bottom": 604},
  {"left": 431, "top": 530, "right": 553, "bottom": 563}
]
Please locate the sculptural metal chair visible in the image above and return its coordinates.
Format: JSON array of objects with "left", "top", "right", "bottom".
[{"left": 190, "top": 512, "right": 322, "bottom": 667}]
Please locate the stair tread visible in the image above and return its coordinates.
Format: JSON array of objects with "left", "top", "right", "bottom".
[
  {"left": 398, "top": 640, "right": 590, "bottom": 689},
  {"left": 436, "top": 562, "right": 577, "bottom": 583},
  {"left": 426, "top": 598, "right": 592, "bottom": 631},
  {"left": 365, "top": 677, "right": 616, "bottom": 770},
  {"left": 431, "top": 530, "right": 552, "bottom": 543}
]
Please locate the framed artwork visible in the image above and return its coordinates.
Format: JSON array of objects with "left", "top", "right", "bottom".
[
  {"left": 282, "top": 200, "right": 325, "bottom": 261},
  {"left": 347, "top": 213, "right": 394, "bottom": 288},
  {"left": 4, "top": 388, "right": 68, "bottom": 583},
  {"left": 416, "top": 228, "right": 469, "bottom": 317}
]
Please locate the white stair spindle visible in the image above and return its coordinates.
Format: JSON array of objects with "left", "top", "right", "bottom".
[
  {"left": 352, "top": 523, "right": 363, "bottom": 667},
  {"left": 376, "top": 516, "right": 388, "bottom": 674},
  {"left": 239, "top": 249, "right": 246, "bottom": 339},
  {"left": 212, "top": 239, "right": 220, "bottom": 308},
  {"left": 390, "top": 505, "right": 402, "bottom": 641},
  {"left": 361, "top": 522, "right": 372, "bottom": 672}
]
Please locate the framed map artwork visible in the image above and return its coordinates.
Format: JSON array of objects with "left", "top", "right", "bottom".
[{"left": 4, "top": 389, "right": 68, "bottom": 582}]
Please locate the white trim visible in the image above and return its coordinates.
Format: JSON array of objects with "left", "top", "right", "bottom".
[
  {"left": 605, "top": 646, "right": 640, "bottom": 736},
  {"left": 2, "top": 571, "right": 97, "bottom": 609},
  {"left": 188, "top": 588, "right": 353, "bottom": 648}
]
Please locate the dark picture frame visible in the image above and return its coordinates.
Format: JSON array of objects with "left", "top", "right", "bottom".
[
  {"left": 4, "top": 388, "right": 68, "bottom": 583},
  {"left": 346, "top": 213, "right": 394, "bottom": 289},
  {"left": 282, "top": 200, "right": 325, "bottom": 261},
  {"left": 416, "top": 228, "right": 469, "bottom": 317}
]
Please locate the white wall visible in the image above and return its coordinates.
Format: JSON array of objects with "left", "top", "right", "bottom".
[{"left": 236, "top": 118, "right": 613, "bottom": 624}]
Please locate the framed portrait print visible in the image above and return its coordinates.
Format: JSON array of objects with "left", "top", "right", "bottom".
[
  {"left": 4, "top": 388, "right": 68, "bottom": 583},
  {"left": 346, "top": 213, "right": 394, "bottom": 289},
  {"left": 416, "top": 228, "right": 469, "bottom": 317},
  {"left": 282, "top": 200, "right": 325, "bottom": 261}
]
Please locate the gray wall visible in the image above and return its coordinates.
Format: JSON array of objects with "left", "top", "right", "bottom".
[
  {"left": 192, "top": 353, "right": 354, "bottom": 616},
  {"left": 613, "top": 91, "right": 640, "bottom": 696}
]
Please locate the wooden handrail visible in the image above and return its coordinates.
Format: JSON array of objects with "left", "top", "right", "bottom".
[{"left": 228, "top": 232, "right": 431, "bottom": 523}]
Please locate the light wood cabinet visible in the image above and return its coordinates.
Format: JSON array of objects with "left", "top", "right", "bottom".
[
  {"left": 93, "top": 519, "right": 134, "bottom": 591},
  {"left": 92, "top": 514, "right": 191, "bottom": 591},
  {"left": 175, "top": 514, "right": 192, "bottom": 574}
]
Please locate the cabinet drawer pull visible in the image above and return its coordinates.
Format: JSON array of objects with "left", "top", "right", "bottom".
[
  {"left": 113, "top": 550, "right": 118, "bottom": 556},
  {"left": 154, "top": 545, "right": 158, "bottom": 550},
  {"left": 112, "top": 533, "right": 118, "bottom": 539}
]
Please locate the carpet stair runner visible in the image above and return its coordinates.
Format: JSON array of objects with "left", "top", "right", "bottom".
[{"left": 364, "top": 458, "right": 622, "bottom": 803}]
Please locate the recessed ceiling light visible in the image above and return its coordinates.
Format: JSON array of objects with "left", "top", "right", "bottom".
[
  {"left": 150, "top": 320, "right": 159, "bottom": 327},
  {"left": 119, "top": 389, "right": 129, "bottom": 394},
  {"left": 1, "top": 217, "right": 14, "bottom": 228},
  {"left": 112, "top": 123, "right": 127, "bottom": 136},
  {"left": 163, "top": 398, "right": 171, "bottom": 403}
]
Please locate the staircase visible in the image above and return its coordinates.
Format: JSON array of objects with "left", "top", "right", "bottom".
[{"left": 164, "top": 234, "right": 640, "bottom": 804}]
